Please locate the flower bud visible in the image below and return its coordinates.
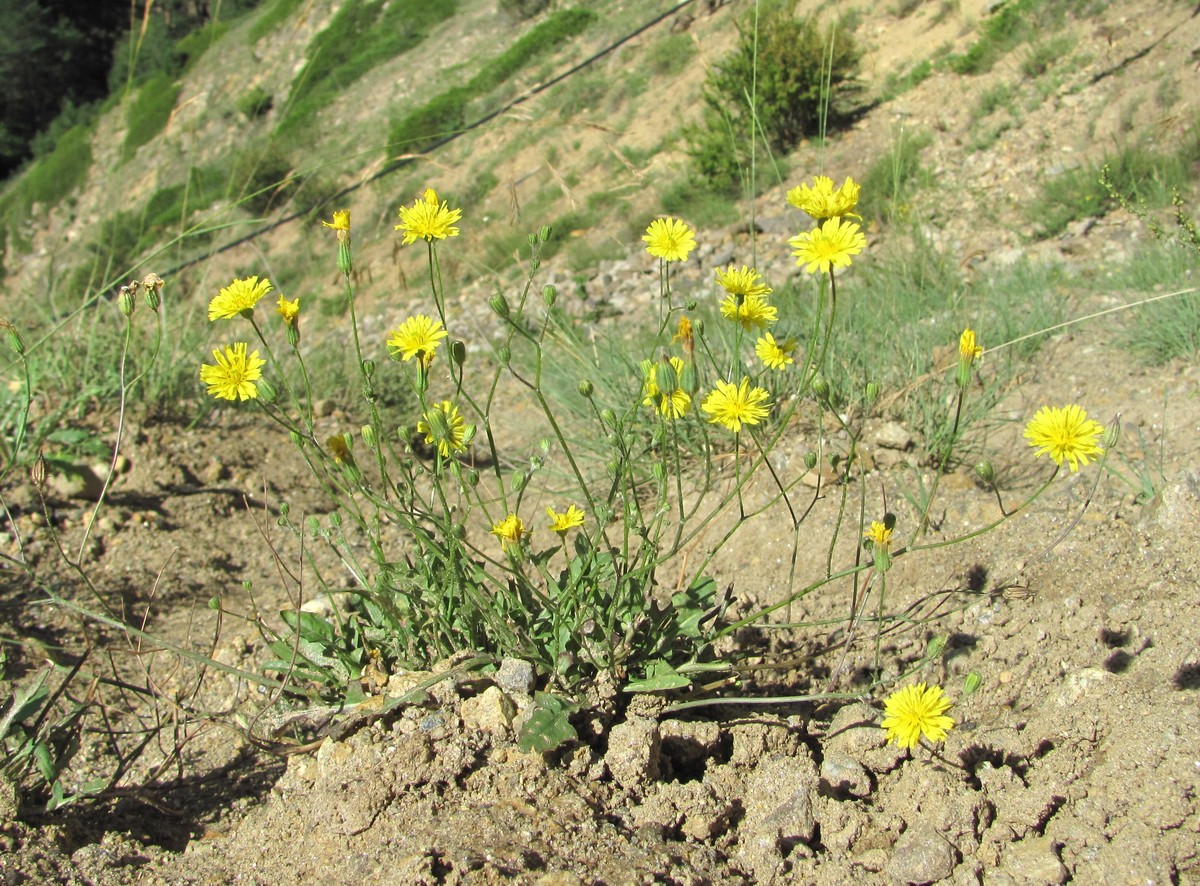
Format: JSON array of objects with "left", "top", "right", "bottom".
[
  {"left": 361, "top": 424, "right": 378, "bottom": 449},
  {"left": 257, "top": 377, "right": 278, "bottom": 402},
  {"left": 497, "top": 346, "right": 511, "bottom": 365},
  {"left": 279, "top": 502, "right": 290, "bottom": 517},
  {"left": 328, "top": 512, "right": 342, "bottom": 528},
  {"left": 2, "top": 320, "right": 25, "bottom": 355},
  {"left": 118, "top": 286, "right": 135, "bottom": 317},
  {"left": 209, "top": 596, "right": 221, "bottom": 610},
  {"left": 865, "top": 381, "right": 880, "bottom": 403},
  {"left": 685, "top": 299, "right": 698, "bottom": 311},
  {"left": 285, "top": 323, "right": 300, "bottom": 347},
  {"left": 1102, "top": 418, "right": 1121, "bottom": 450},
  {"left": 529, "top": 257, "right": 540, "bottom": 271},
  {"left": 811, "top": 375, "right": 831, "bottom": 402},
  {"left": 337, "top": 239, "right": 353, "bottom": 276},
  {"left": 606, "top": 432, "right": 620, "bottom": 449},
  {"left": 467, "top": 469, "right": 480, "bottom": 487},
  {"left": 362, "top": 359, "right": 375, "bottom": 380},
  {"left": 289, "top": 431, "right": 304, "bottom": 448},
  {"left": 963, "top": 672, "right": 982, "bottom": 695},
  {"left": 542, "top": 285, "right": 557, "bottom": 309},
  {"left": 452, "top": 521, "right": 467, "bottom": 540},
  {"left": 652, "top": 462, "right": 666, "bottom": 484},
  {"left": 600, "top": 408, "right": 617, "bottom": 429},
  {"left": 29, "top": 453, "right": 46, "bottom": 489},
  {"left": 489, "top": 293, "right": 510, "bottom": 318},
  {"left": 974, "top": 460, "right": 996, "bottom": 485},
  {"left": 539, "top": 225, "right": 552, "bottom": 243},
  {"left": 539, "top": 437, "right": 552, "bottom": 454},
  {"left": 804, "top": 451, "right": 818, "bottom": 470},
  {"left": 606, "top": 458, "right": 619, "bottom": 477},
  {"left": 578, "top": 379, "right": 594, "bottom": 399},
  {"left": 511, "top": 471, "right": 527, "bottom": 492},
  {"left": 693, "top": 318, "right": 705, "bottom": 336},
  {"left": 451, "top": 340, "right": 467, "bottom": 366},
  {"left": 528, "top": 232, "right": 539, "bottom": 246}
]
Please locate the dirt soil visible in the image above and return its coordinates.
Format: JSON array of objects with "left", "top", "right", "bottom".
[{"left": 4, "top": 0, "right": 1200, "bottom": 884}]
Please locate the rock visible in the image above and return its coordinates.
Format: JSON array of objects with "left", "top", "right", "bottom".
[
  {"left": 820, "top": 751, "right": 871, "bottom": 797},
  {"left": 605, "top": 718, "right": 661, "bottom": 791},
  {"left": 460, "top": 686, "right": 515, "bottom": 739},
  {"left": 742, "top": 753, "right": 819, "bottom": 845},
  {"left": 728, "top": 716, "right": 801, "bottom": 766},
  {"left": 1140, "top": 475, "right": 1200, "bottom": 536},
  {"left": 874, "top": 421, "right": 914, "bottom": 451},
  {"left": 495, "top": 657, "right": 536, "bottom": 696},
  {"left": 992, "top": 837, "right": 1068, "bottom": 885},
  {"left": 824, "top": 702, "right": 906, "bottom": 773},
  {"left": 887, "top": 824, "right": 958, "bottom": 884},
  {"left": 48, "top": 462, "right": 106, "bottom": 500},
  {"left": 631, "top": 780, "right": 733, "bottom": 841}
]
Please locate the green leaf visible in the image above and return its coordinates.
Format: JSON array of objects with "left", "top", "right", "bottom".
[
  {"left": 624, "top": 660, "right": 691, "bottom": 693},
  {"left": 517, "top": 693, "right": 578, "bottom": 753}
]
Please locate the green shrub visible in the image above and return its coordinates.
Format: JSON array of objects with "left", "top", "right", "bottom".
[
  {"left": 230, "top": 142, "right": 298, "bottom": 216},
  {"left": 388, "top": 88, "right": 470, "bottom": 157},
  {"left": 175, "top": 21, "right": 231, "bottom": 73},
  {"left": 248, "top": 0, "right": 309, "bottom": 44},
  {"left": 499, "top": 0, "right": 550, "bottom": 19},
  {"left": 688, "top": 2, "right": 861, "bottom": 192},
  {"left": 20, "top": 125, "right": 93, "bottom": 209},
  {"left": 237, "top": 86, "right": 275, "bottom": 119},
  {"left": 122, "top": 72, "right": 182, "bottom": 161}
]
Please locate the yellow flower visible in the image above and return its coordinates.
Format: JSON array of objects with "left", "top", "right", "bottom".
[
  {"left": 199, "top": 342, "right": 265, "bottom": 401},
  {"left": 720, "top": 294, "right": 778, "bottom": 331},
  {"left": 642, "top": 357, "right": 691, "bottom": 419},
  {"left": 673, "top": 315, "right": 694, "bottom": 358},
  {"left": 416, "top": 401, "right": 469, "bottom": 459},
  {"left": 959, "top": 328, "right": 983, "bottom": 364},
  {"left": 701, "top": 378, "right": 771, "bottom": 432},
  {"left": 755, "top": 332, "right": 796, "bottom": 370},
  {"left": 786, "top": 175, "right": 862, "bottom": 220},
  {"left": 208, "top": 276, "right": 273, "bottom": 321},
  {"left": 276, "top": 294, "right": 299, "bottom": 326},
  {"left": 789, "top": 218, "right": 867, "bottom": 274},
  {"left": 546, "top": 505, "right": 585, "bottom": 536},
  {"left": 864, "top": 520, "right": 892, "bottom": 550},
  {"left": 326, "top": 434, "right": 355, "bottom": 465},
  {"left": 880, "top": 683, "right": 955, "bottom": 749},
  {"left": 714, "top": 265, "right": 772, "bottom": 300},
  {"left": 387, "top": 315, "right": 448, "bottom": 363},
  {"left": 321, "top": 210, "right": 351, "bottom": 232},
  {"left": 395, "top": 188, "right": 462, "bottom": 245},
  {"left": 643, "top": 217, "right": 696, "bottom": 262},
  {"left": 490, "top": 513, "right": 526, "bottom": 551},
  {"left": 1024, "top": 404, "right": 1105, "bottom": 472}
]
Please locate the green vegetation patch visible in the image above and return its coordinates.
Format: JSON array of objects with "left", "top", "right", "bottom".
[
  {"left": 248, "top": 0, "right": 309, "bottom": 44},
  {"left": 122, "top": 72, "right": 182, "bottom": 162},
  {"left": 276, "top": 0, "right": 459, "bottom": 139},
  {"left": 946, "top": 0, "right": 1069, "bottom": 76},
  {"left": 388, "top": 9, "right": 596, "bottom": 157}
]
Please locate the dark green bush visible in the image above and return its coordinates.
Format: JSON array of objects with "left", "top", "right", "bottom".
[
  {"left": 230, "top": 142, "right": 299, "bottom": 216},
  {"left": 237, "top": 86, "right": 274, "bottom": 119},
  {"left": 122, "top": 72, "right": 182, "bottom": 161},
  {"left": 688, "top": 2, "right": 861, "bottom": 192},
  {"left": 499, "top": 0, "right": 551, "bottom": 19}
]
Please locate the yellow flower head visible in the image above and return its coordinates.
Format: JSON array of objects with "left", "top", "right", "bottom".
[
  {"left": 546, "top": 505, "right": 585, "bottom": 537},
  {"left": 959, "top": 328, "right": 983, "bottom": 364},
  {"left": 326, "top": 434, "right": 355, "bottom": 465},
  {"left": 643, "top": 217, "right": 696, "bottom": 262},
  {"left": 880, "top": 682, "right": 955, "bottom": 749},
  {"left": 755, "top": 332, "right": 796, "bottom": 370},
  {"left": 199, "top": 342, "right": 265, "bottom": 401},
  {"left": 789, "top": 218, "right": 867, "bottom": 274},
  {"left": 673, "top": 315, "right": 694, "bottom": 358},
  {"left": 786, "top": 175, "right": 862, "bottom": 220},
  {"left": 714, "top": 265, "right": 772, "bottom": 300},
  {"left": 416, "top": 400, "right": 469, "bottom": 459},
  {"left": 395, "top": 188, "right": 462, "bottom": 246},
  {"left": 720, "top": 294, "right": 778, "bottom": 331},
  {"left": 641, "top": 356, "right": 691, "bottom": 419},
  {"left": 387, "top": 315, "right": 448, "bottom": 363},
  {"left": 701, "top": 378, "right": 771, "bottom": 433},
  {"left": 276, "top": 294, "right": 299, "bottom": 327},
  {"left": 491, "top": 513, "right": 526, "bottom": 552},
  {"left": 864, "top": 520, "right": 893, "bottom": 551},
  {"left": 322, "top": 210, "right": 351, "bottom": 232},
  {"left": 208, "top": 276, "right": 273, "bottom": 321},
  {"left": 1024, "top": 404, "right": 1105, "bottom": 472}
]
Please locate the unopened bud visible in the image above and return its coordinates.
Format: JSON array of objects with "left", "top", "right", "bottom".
[
  {"left": 257, "top": 378, "right": 278, "bottom": 402},
  {"left": 578, "top": 379, "right": 594, "bottom": 399},
  {"left": 811, "top": 375, "right": 831, "bottom": 401},
  {"left": 279, "top": 502, "right": 290, "bottom": 518},
  {"left": 30, "top": 453, "right": 46, "bottom": 489},
  {"left": 2, "top": 320, "right": 25, "bottom": 355},
  {"left": 361, "top": 359, "right": 375, "bottom": 380},
  {"left": 606, "top": 458, "right": 619, "bottom": 476},
  {"left": 289, "top": 431, "right": 304, "bottom": 448},
  {"left": 600, "top": 408, "right": 617, "bottom": 429},
  {"left": 489, "top": 293, "right": 510, "bottom": 318},
  {"left": 652, "top": 462, "right": 666, "bottom": 483},
  {"left": 542, "top": 284, "right": 557, "bottom": 309},
  {"left": 804, "top": 451, "right": 818, "bottom": 470},
  {"left": 498, "top": 346, "right": 511, "bottom": 364},
  {"left": 511, "top": 471, "right": 527, "bottom": 492},
  {"left": 337, "top": 239, "right": 353, "bottom": 275},
  {"left": 539, "top": 225, "right": 552, "bottom": 243},
  {"left": 118, "top": 287, "right": 135, "bottom": 317},
  {"left": 209, "top": 596, "right": 221, "bottom": 610},
  {"left": 865, "top": 381, "right": 880, "bottom": 403},
  {"left": 361, "top": 424, "right": 378, "bottom": 448},
  {"left": 285, "top": 323, "right": 300, "bottom": 347},
  {"left": 963, "top": 672, "right": 982, "bottom": 695},
  {"left": 529, "top": 257, "right": 540, "bottom": 271},
  {"left": 685, "top": 299, "right": 698, "bottom": 311},
  {"left": 450, "top": 340, "right": 467, "bottom": 366},
  {"left": 974, "top": 460, "right": 996, "bottom": 485},
  {"left": 467, "top": 469, "right": 480, "bottom": 487},
  {"left": 693, "top": 318, "right": 705, "bottom": 336},
  {"left": 1102, "top": 417, "right": 1121, "bottom": 450}
]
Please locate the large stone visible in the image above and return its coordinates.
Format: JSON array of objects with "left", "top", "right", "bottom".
[
  {"left": 886, "top": 824, "right": 958, "bottom": 885},
  {"left": 605, "top": 718, "right": 661, "bottom": 791}
]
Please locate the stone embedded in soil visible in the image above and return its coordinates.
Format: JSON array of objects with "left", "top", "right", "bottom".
[
  {"left": 728, "top": 715, "right": 803, "bottom": 766},
  {"left": 991, "top": 836, "right": 1068, "bottom": 886},
  {"left": 659, "top": 718, "right": 721, "bottom": 771},
  {"left": 886, "top": 823, "right": 959, "bottom": 885},
  {"left": 47, "top": 462, "right": 106, "bottom": 500},
  {"left": 824, "top": 702, "right": 906, "bottom": 774},
  {"left": 874, "top": 422, "right": 915, "bottom": 451},
  {"left": 494, "top": 657, "right": 536, "bottom": 696},
  {"left": 631, "top": 780, "right": 734, "bottom": 841},
  {"left": 604, "top": 717, "right": 661, "bottom": 791},
  {"left": 819, "top": 751, "right": 872, "bottom": 797},
  {"left": 460, "top": 685, "right": 515, "bottom": 739}
]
